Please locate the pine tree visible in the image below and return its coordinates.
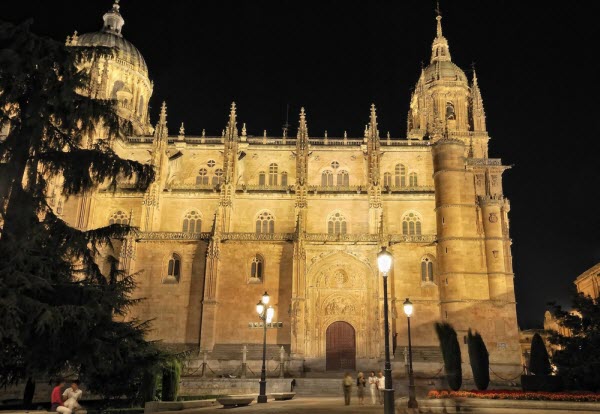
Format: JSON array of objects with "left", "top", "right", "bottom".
[
  {"left": 434, "top": 322, "right": 462, "bottom": 391},
  {"left": 529, "top": 333, "right": 551, "bottom": 376},
  {"left": 0, "top": 20, "right": 161, "bottom": 396},
  {"left": 467, "top": 329, "right": 490, "bottom": 390},
  {"left": 547, "top": 293, "right": 600, "bottom": 391}
]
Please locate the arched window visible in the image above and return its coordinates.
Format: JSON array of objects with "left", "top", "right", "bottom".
[
  {"left": 250, "top": 254, "right": 264, "bottom": 281},
  {"left": 395, "top": 164, "right": 406, "bottom": 187},
  {"left": 166, "top": 253, "right": 181, "bottom": 282},
  {"left": 256, "top": 211, "right": 275, "bottom": 234},
  {"left": 56, "top": 200, "right": 63, "bottom": 215},
  {"left": 258, "top": 171, "right": 266, "bottom": 186},
  {"left": 182, "top": 210, "right": 202, "bottom": 233},
  {"left": 281, "top": 171, "right": 288, "bottom": 187},
  {"left": 196, "top": 168, "right": 208, "bottom": 185},
  {"left": 109, "top": 210, "right": 128, "bottom": 225},
  {"left": 409, "top": 172, "right": 418, "bottom": 187},
  {"left": 138, "top": 95, "right": 145, "bottom": 115},
  {"left": 337, "top": 170, "right": 349, "bottom": 186},
  {"left": 402, "top": 212, "right": 422, "bottom": 236},
  {"left": 212, "top": 168, "right": 224, "bottom": 185},
  {"left": 446, "top": 102, "right": 456, "bottom": 120},
  {"left": 421, "top": 256, "right": 435, "bottom": 283},
  {"left": 327, "top": 211, "right": 347, "bottom": 235},
  {"left": 384, "top": 172, "right": 392, "bottom": 187},
  {"left": 322, "top": 170, "right": 333, "bottom": 186},
  {"left": 269, "top": 163, "right": 278, "bottom": 186}
]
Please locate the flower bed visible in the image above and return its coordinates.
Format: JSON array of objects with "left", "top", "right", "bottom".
[{"left": 428, "top": 390, "right": 600, "bottom": 402}]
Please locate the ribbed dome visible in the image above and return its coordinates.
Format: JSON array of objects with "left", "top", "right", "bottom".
[
  {"left": 77, "top": 31, "right": 148, "bottom": 75},
  {"left": 423, "top": 60, "right": 467, "bottom": 83}
]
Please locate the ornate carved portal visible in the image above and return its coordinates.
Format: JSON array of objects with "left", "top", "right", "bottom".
[
  {"left": 326, "top": 321, "right": 356, "bottom": 370},
  {"left": 302, "top": 251, "right": 380, "bottom": 361}
]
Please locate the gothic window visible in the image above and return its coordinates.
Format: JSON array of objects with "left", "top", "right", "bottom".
[
  {"left": 331, "top": 161, "right": 340, "bottom": 169},
  {"left": 409, "top": 172, "right": 418, "bottom": 187},
  {"left": 138, "top": 95, "right": 145, "bottom": 115},
  {"left": 269, "top": 163, "right": 278, "bottom": 186},
  {"left": 421, "top": 256, "right": 435, "bottom": 283},
  {"left": 207, "top": 159, "right": 216, "bottom": 167},
  {"left": 384, "top": 172, "right": 392, "bottom": 187},
  {"left": 166, "top": 253, "right": 181, "bottom": 282},
  {"left": 402, "top": 212, "right": 422, "bottom": 236},
  {"left": 109, "top": 210, "right": 128, "bottom": 225},
  {"left": 258, "top": 171, "right": 266, "bottom": 186},
  {"left": 182, "top": 210, "right": 202, "bottom": 233},
  {"left": 56, "top": 200, "right": 63, "bottom": 215},
  {"left": 281, "top": 171, "right": 288, "bottom": 186},
  {"left": 395, "top": 164, "right": 406, "bottom": 187},
  {"left": 446, "top": 102, "right": 456, "bottom": 120},
  {"left": 337, "top": 170, "right": 349, "bottom": 186},
  {"left": 327, "top": 211, "right": 347, "bottom": 235},
  {"left": 256, "top": 211, "right": 275, "bottom": 234},
  {"left": 250, "top": 254, "right": 264, "bottom": 281},
  {"left": 322, "top": 170, "right": 334, "bottom": 186},
  {"left": 196, "top": 168, "right": 208, "bottom": 185},
  {"left": 212, "top": 168, "right": 224, "bottom": 185}
]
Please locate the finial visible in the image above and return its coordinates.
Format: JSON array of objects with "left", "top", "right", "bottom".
[
  {"left": 324, "top": 130, "right": 328, "bottom": 138},
  {"left": 298, "top": 107, "right": 308, "bottom": 134},
  {"left": 222, "top": 129, "right": 225, "bottom": 137},
  {"left": 202, "top": 129, "right": 206, "bottom": 137},
  {"left": 263, "top": 129, "right": 267, "bottom": 138},
  {"left": 435, "top": 1, "right": 443, "bottom": 37},
  {"left": 369, "top": 104, "right": 377, "bottom": 129},
  {"left": 472, "top": 63, "right": 479, "bottom": 85},
  {"left": 159, "top": 101, "right": 167, "bottom": 123},
  {"left": 344, "top": 131, "right": 347, "bottom": 138},
  {"left": 241, "top": 123, "right": 247, "bottom": 137},
  {"left": 179, "top": 122, "right": 185, "bottom": 136},
  {"left": 387, "top": 131, "right": 391, "bottom": 139},
  {"left": 102, "top": 0, "right": 125, "bottom": 36}
]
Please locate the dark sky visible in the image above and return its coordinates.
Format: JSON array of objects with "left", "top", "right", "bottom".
[{"left": 4, "top": 1, "right": 600, "bottom": 328}]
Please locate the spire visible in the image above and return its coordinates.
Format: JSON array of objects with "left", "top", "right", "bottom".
[
  {"left": 430, "top": 5, "right": 451, "bottom": 63},
  {"left": 228, "top": 102, "right": 237, "bottom": 128},
  {"left": 296, "top": 108, "right": 309, "bottom": 186},
  {"left": 153, "top": 101, "right": 168, "bottom": 147},
  {"left": 366, "top": 104, "right": 381, "bottom": 186},
  {"left": 102, "top": 0, "right": 125, "bottom": 37},
  {"left": 369, "top": 103, "right": 378, "bottom": 132},
  {"left": 470, "top": 67, "right": 487, "bottom": 132},
  {"left": 298, "top": 107, "right": 308, "bottom": 136}
]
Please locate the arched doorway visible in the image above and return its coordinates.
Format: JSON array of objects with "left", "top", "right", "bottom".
[{"left": 326, "top": 321, "right": 356, "bottom": 371}]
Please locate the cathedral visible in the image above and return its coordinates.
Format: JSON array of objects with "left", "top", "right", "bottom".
[{"left": 53, "top": 2, "right": 521, "bottom": 377}]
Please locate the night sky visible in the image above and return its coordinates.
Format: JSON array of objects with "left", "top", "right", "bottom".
[{"left": 3, "top": 1, "right": 599, "bottom": 328}]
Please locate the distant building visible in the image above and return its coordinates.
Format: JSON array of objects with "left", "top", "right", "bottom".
[{"left": 40, "top": 2, "right": 523, "bottom": 377}]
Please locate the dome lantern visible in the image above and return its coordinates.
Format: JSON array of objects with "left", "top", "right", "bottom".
[{"left": 102, "top": 1, "right": 125, "bottom": 37}]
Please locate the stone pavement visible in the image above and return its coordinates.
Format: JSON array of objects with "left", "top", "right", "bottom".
[{"left": 187, "top": 396, "right": 387, "bottom": 413}]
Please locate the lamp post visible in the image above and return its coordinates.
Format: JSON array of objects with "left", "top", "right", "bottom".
[
  {"left": 403, "top": 298, "right": 418, "bottom": 409},
  {"left": 377, "top": 246, "right": 395, "bottom": 414},
  {"left": 256, "top": 291, "right": 275, "bottom": 404}
]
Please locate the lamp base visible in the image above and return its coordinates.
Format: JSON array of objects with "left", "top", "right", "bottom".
[{"left": 257, "top": 395, "right": 268, "bottom": 403}]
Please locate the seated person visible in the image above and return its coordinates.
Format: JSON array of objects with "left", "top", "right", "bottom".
[
  {"left": 62, "top": 380, "right": 83, "bottom": 411},
  {"left": 50, "top": 378, "right": 71, "bottom": 414}
]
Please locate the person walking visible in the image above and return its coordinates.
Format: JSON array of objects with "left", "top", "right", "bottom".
[
  {"left": 356, "top": 372, "right": 366, "bottom": 405},
  {"left": 50, "top": 378, "right": 71, "bottom": 414},
  {"left": 342, "top": 372, "right": 353, "bottom": 406},
  {"left": 377, "top": 371, "right": 385, "bottom": 405},
  {"left": 368, "top": 371, "right": 378, "bottom": 404}
]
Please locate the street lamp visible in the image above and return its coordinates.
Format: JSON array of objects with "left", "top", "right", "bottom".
[
  {"left": 377, "top": 246, "right": 395, "bottom": 414},
  {"left": 256, "top": 291, "right": 274, "bottom": 403},
  {"left": 403, "top": 298, "right": 418, "bottom": 409}
]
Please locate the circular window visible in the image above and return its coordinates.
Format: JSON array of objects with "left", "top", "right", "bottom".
[
  {"left": 207, "top": 160, "right": 216, "bottom": 167},
  {"left": 331, "top": 161, "right": 340, "bottom": 169},
  {"left": 198, "top": 168, "right": 208, "bottom": 176},
  {"left": 215, "top": 168, "right": 224, "bottom": 177}
]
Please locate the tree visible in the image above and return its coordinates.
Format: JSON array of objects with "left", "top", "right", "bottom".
[
  {"left": 467, "top": 329, "right": 489, "bottom": 390},
  {"left": 529, "top": 333, "right": 551, "bottom": 376},
  {"left": 161, "top": 358, "right": 181, "bottom": 402},
  {"left": 0, "top": 19, "right": 160, "bottom": 397},
  {"left": 435, "top": 322, "right": 462, "bottom": 391},
  {"left": 547, "top": 293, "right": 600, "bottom": 391}
]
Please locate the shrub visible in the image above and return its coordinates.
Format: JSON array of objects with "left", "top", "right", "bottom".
[
  {"left": 435, "top": 322, "right": 462, "bottom": 391},
  {"left": 529, "top": 333, "right": 551, "bottom": 376},
  {"left": 467, "top": 329, "right": 489, "bottom": 390},
  {"left": 161, "top": 359, "right": 181, "bottom": 402}
]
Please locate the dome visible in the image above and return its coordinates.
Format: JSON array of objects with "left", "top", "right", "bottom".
[
  {"left": 423, "top": 60, "right": 467, "bottom": 83},
  {"left": 76, "top": 31, "right": 148, "bottom": 75}
]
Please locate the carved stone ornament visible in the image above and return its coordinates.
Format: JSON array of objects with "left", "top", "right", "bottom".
[{"left": 489, "top": 212, "right": 498, "bottom": 223}]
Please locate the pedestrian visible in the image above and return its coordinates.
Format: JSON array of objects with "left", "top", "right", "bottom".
[
  {"left": 368, "top": 371, "right": 378, "bottom": 404},
  {"left": 50, "top": 378, "right": 71, "bottom": 414},
  {"left": 63, "top": 380, "right": 83, "bottom": 411},
  {"left": 291, "top": 378, "right": 296, "bottom": 392},
  {"left": 377, "top": 371, "right": 385, "bottom": 404},
  {"left": 342, "top": 372, "right": 353, "bottom": 405},
  {"left": 356, "top": 372, "right": 366, "bottom": 405}
]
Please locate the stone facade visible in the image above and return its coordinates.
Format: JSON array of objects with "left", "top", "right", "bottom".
[{"left": 51, "top": 3, "right": 522, "bottom": 378}]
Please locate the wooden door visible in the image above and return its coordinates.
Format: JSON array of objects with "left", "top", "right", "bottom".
[{"left": 326, "top": 321, "right": 356, "bottom": 371}]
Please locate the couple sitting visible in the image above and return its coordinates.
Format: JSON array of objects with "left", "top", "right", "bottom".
[{"left": 51, "top": 378, "right": 83, "bottom": 414}]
